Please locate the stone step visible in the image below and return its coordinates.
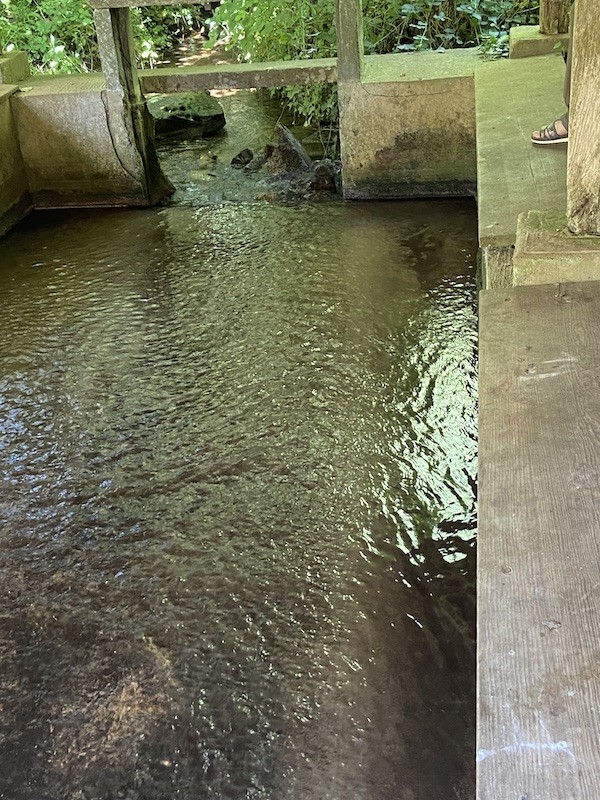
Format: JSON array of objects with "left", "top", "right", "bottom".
[
  {"left": 513, "top": 209, "right": 600, "bottom": 285},
  {"left": 509, "top": 24, "right": 569, "bottom": 59}
]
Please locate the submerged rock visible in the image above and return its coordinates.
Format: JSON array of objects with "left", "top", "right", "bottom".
[
  {"left": 244, "top": 153, "right": 268, "bottom": 173},
  {"left": 264, "top": 124, "right": 313, "bottom": 175},
  {"left": 231, "top": 148, "right": 254, "bottom": 169},
  {"left": 147, "top": 92, "right": 226, "bottom": 136},
  {"left": 218, "top": 123, "right": 340, "bottom": 202},
  {"left": 309, "top": 159, "right": 337, "bottom": 193}
]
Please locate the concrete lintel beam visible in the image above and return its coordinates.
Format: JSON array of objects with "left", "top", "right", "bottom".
[{"left": 139, "top": 59, "right": 337, "bottom": 93}]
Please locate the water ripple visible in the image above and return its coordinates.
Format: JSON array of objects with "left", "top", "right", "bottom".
[{"left": 0, "top": 200, "right": 477, "bottom": 800}]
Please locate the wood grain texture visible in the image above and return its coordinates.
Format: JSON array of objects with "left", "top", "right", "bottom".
[
  {"left": 478, "top": 280, "right": 600, "bottom": 799},
  {"left": 539, "top": 0, "right": 571, "bottom": 35},
  {"left": 567, "top": 0, "right": 600, "bottom": 235},
  {"left": 334, "top": 0, "right": 363, "bottom": 83}
]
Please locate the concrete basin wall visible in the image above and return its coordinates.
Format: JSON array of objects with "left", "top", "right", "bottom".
[
  {"left": 11, "top": 75, "right": 156, "bottom": 209},
  {"left": 0, "top": 47, "right": 483, "bottom": 238},
  {"left": 0, "top": 85, "right": 31, "bottom": 237},
  {"left": 340, "top": 50, "right": 479, "bottom": 199}
]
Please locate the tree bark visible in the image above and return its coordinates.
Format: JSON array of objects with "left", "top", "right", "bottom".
[
  {"left": 567, "top": 0, "right": 600, "bottom": 235},
  {"left": 334, "top": 0, "right": 363, "bottom": 83},
  {"left": 539, "top": 0, "right": 570, "bottom": 35}
]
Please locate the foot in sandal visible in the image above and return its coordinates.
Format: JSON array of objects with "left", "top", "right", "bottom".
[{"left": 531, "top": 114, "right": 568, "bottom": 145}]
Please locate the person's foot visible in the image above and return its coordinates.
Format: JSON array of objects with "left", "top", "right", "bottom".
[{"left": 531, "top": 114, "right": 568, "bottom": 146}]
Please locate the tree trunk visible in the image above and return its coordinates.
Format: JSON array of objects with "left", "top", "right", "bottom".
[
  {"left": 567, "top": 0, "right": 600, "bottom": 235},
  {"left": 539, "top": 0, "right": 570, "bottom": 35}
]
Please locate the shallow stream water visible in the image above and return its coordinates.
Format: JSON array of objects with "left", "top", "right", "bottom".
[
  {"left": 0, "top": 199, "right": 477, "bottom": 800},
  {"left": 0, "top": 81, "right": 477, "bottom": 800}
]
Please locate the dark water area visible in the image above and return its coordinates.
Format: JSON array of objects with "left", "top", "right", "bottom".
[{"left": 0, "top": 199, "right": 477, "bottom": 800}]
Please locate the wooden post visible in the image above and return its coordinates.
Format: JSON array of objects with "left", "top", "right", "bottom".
[
  {"left": 94, "top": 7, "right": 172, "bottom": 203},
  {"left": 567, "top": 0, "right": 600, "bottom": 235},
  {"left": 539, "top": 0, "right": 570, "bottom": 35},
  {"left": 334, "top": 0, "right": 363, "bottom": 83},
  {"left": 94, "top": 8, "right": 143, "bottom": 100}
]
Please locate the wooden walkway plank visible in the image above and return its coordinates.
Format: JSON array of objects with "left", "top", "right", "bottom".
[{"left": 478, "top": 281, "right": 600, "bottom": 799}]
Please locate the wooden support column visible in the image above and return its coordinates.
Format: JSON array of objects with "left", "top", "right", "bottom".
[
  {"left": 334, "top": 0, "right": 363, "bottom": 83},
  {"left": 94, "top": 7, "right": 142, "bottom": 99},
  {"left": 93, "top": 7, "right": 172, "bottom": 204},
  {"left": 567, "top": 0, "right": 600, "bottom": 235},
  {"left": 539, "top": 0, "right": 570, "bottom": 35}
]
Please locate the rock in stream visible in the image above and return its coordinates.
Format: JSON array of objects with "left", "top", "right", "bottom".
[{"left": 147, "top": 91, "right": 226, "bottom": 135}]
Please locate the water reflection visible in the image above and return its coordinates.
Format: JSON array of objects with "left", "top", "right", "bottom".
[{"left": 0, "top": 200, "right": 476, "bottom": 800}]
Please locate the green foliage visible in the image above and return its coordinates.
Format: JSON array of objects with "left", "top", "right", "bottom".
[
  {"left": 208, "top": 0, "right": 539, "bottom": 124},
  {"left": 0, "top": 0, "right": 204, "bottom": 72},
  {"left": 362, "top": 0, "right": 538, "bottom": 55},
  {"left": 0, "top": 0, "right": 540, "bottom": 124}
]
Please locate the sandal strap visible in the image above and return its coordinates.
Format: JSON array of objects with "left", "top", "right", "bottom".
[{"left": 537, "top": 118, "right": 568, "bottom": 141}]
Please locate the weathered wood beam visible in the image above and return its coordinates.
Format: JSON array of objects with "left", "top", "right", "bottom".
[
  {"left": 139, "top": 59, "right": 337, "bottom": 93},
  {"left": 478, "top": 280, "right": 600, "bottom": 800},
  {"left": 94, "top": 7, "right": 172, "bottom": 203},
  {"left": 567, "top": 0, "right": 600, "bottom": 235},
  {"left": 539, "top": 0, "right": 570, "bottom": 35},
  {"left": 334, "top": 0, "right": 363, "bottom": 83}
]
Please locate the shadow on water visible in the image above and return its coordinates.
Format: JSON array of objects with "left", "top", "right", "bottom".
[{"left": 0, "top": 191, "right": 477, "bottom": 800}]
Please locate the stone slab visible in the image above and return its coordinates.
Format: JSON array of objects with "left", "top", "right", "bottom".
[
  {"left": 339, "top": 50, "right": 479, "bottom": 199},
  {"left": 476, "top": 54, "right": 567, "bottom": 247},
  {"left": 363, "top": 48, "right": 480, "bottom": 83},
  {"left": 0, "top": 85, "right": 31, "bottom": 236},
  {"left": 509, "top": 25, "right": 569, "bottom": 59},
  {"left": 513, "top": 210, "right": 600, "bottom": 285},
  {"left": 17, "top": 74, "right": 107, "bottom": 95}
]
